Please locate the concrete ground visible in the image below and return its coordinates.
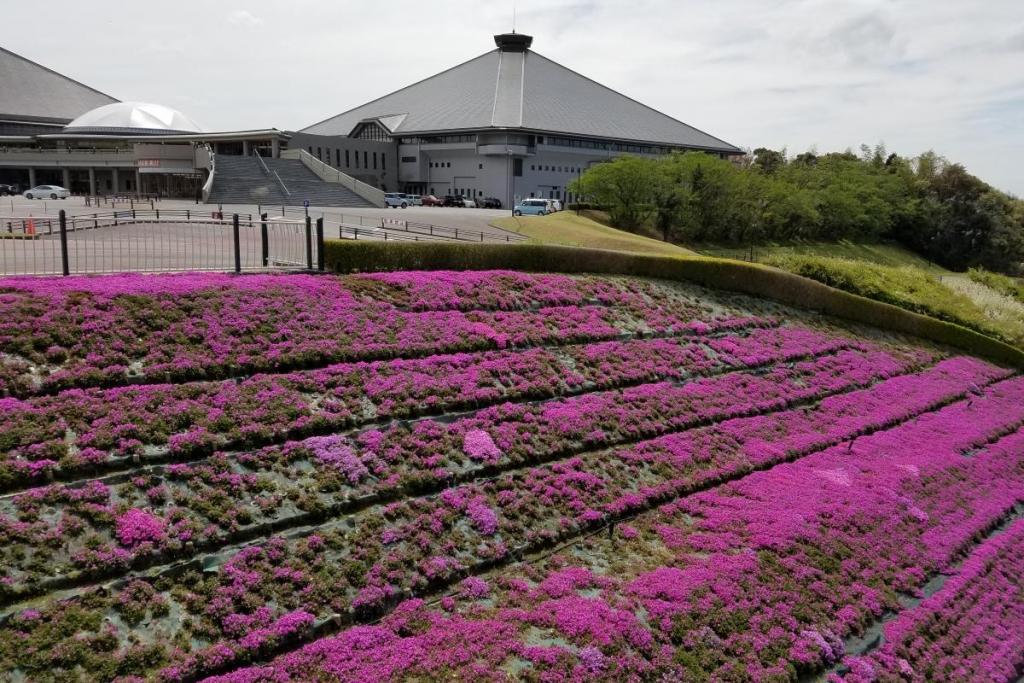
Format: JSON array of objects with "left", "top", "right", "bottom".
[
  {"left": 0, "top": 197, "right": 524, "bottom": 276},
  {"left": 0, "top": 196, "right": 518, "bottom": 237}
]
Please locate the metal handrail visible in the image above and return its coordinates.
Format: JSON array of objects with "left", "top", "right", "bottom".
[
  {"left": 273, "top": 170, "right": 291, "bottom": 197},
  {"left": 255, "top": 152, "right": 290, "bottom": 197},
  {"left": 254, "top": 151, "right": 271, "bottom": 176}
]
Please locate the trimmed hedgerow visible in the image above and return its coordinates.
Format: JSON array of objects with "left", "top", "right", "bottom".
[{"left": 322, "top": 241, "right": 1024, "bottom": 369}]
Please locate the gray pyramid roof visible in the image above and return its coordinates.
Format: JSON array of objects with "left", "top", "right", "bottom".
[
  {"left": 302, "top": 36, "right": 739, "bottom": 153},
  {"left": 0, "top": 46, "right": 117, "bottom": 124}
]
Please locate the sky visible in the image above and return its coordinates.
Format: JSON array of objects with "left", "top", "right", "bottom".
[{"left": 3, "top": 0, "right": 1022, "bottom": 194}]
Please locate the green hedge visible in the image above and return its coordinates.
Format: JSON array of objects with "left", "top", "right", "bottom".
[{"left": 323, "top": 240, "right": 1024, "bottom": 369}]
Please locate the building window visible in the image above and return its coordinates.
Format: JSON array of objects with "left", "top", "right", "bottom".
[
  {"left": 402, "top": 156, "right": 416, "bottom": 163},
  {"left": 372, "top": 153, "right": 377, "bottom": 170},
  {"left": 478, "top": 163, "right": 483, "bottom": 170},
  {"left": 336, "top": 150, "right": 340, "bottom": 167},
  {"left": 513, "top": 158, "right": 523, "bottom": 177},
  {"left": 345, "top": 150, "right": 350, "bottom": 167},
  {"left": 363, "top": 151, "right": 368, "bottom": 168},
  {"left": 382, "top": 155, "right": 386, "bottom": 170},
  {"left": 308, "top": 146, "right": 312, "bottom": 155},
  {"left": 317, "top": 147, "right": 322, "bottom": 160},
  {"left": 355, "top": 152, "right": 359, "bottom": 169}
]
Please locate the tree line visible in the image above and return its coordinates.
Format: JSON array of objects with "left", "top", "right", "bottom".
[{"left": 568, "top": 146, "right": 1024, "bottom": 274}]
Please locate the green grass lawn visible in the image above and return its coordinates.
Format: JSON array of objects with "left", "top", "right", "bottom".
[
  {"left": 693, "top": 240, "right": 950, "bottom": 272},
  {"left": 491, "top": 213, "right": 698, "bottom": 258}
]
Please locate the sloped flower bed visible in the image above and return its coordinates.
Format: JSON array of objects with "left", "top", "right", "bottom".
[{"left": 0, "top": 270, "right": 1019, "bottom": 683}]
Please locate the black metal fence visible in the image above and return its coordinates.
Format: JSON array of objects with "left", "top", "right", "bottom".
[{"left": 0, "top": 211, "right": 324, "bottom": 277}]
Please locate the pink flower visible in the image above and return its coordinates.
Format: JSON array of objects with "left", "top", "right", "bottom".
[{"left": 116, "top": 508, "right": 166, "bottom": 547}]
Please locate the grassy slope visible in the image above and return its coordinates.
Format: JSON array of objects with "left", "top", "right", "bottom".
[
  {"left": 491, "top": 213, "right": 698, "bottom": 257},
  {"left": 694, "top": 240, "right": 950, "bottom": 272},
  {"left": 767, "top": 254, "right": 1024, "bottom": 348},
  {"left": 487, "top": 213, "right": 1022, "bottom": 350}
]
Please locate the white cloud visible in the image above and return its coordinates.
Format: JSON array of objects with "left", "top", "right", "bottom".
[
  {"left": 1, "top": 0, "right": 1021, "bottom": 194},
  {"left": 226, "top": 9, "right": 263, "bottom": 28}
]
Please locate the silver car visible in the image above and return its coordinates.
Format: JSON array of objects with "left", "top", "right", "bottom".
[
  {"left": 384, "top": 192, "right": 408, "bottom": 209},
  {"left": 24, "top": 185, "right": 70, "bottom": 200},
  {"left": 403, "top": 194, "right": 422, "bottom": 206}
]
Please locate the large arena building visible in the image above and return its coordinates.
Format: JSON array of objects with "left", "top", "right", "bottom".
[{"left": 0, "top": 34, "right": 740, "bottom": 207}]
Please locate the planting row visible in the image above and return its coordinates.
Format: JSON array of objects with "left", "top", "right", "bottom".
[
  {"left": 199, "top": 389, "right": 1024, "bottom": 683},
  {"left": 836, "top": 515, "right": 1024, "bottom": 683},
  {"left": 0, "top": 359, "right": 1015, "bottom": 681},
  {"left": 0, "top": 272, "right": 745, "bottom": 395},
  {"left": 0, "top": 345, "right": 949, "bottom": 595},
  {"left": 3, "top": 322, "right": 857, "bottom": 490}
]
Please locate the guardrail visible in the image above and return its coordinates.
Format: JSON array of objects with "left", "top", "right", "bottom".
[
  {"left": 0, "top": 210, "right": 325, "bottom": 276},
  {"left": 2, "top": 209, "right": 258, "bottom": 236},
  {"left": 253, "top": 205, "right": 528, "bottom": 244},
  {"left": 281, "top": 149, "right": 386, "bottom": 207}
]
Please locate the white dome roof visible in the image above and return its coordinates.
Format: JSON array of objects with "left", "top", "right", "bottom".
[{"left": 64, "top": 101, "right": 203, "bottom": 135}]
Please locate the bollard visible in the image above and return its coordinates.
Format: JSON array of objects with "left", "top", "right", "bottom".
[
  {"left": 260, "top": 213, "right": 269, "bottom": 267},
  {"left": 305, "top": 216, "right": 313, "bottom": 270},
  {"left": 316, "top": 217, "right": 325, "bottom": 271},
  {"left": 58, "top": 210, "right": 69, "bottom": 276},
  {"left": 232, "top": 214, "right": 241, "bottom": 273}
]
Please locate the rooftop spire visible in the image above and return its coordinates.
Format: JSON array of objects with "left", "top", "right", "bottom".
[{"left": 494, "top": 32, "right": 533, "bottom": 51}]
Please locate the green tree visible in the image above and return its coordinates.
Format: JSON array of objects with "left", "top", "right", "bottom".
[{"left": 570, "top": 156, "right": 657, "bottom": 231}]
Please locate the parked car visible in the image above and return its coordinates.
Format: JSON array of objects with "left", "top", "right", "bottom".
[
  {"left": 24, "top": 185, "right": 70, "bottom": 200},
  {"left": 442, "top": 195, "right": 463, "bottom": 207},
  {"left": 420, "top": 194, "right": 442, "bottom": 206},
  {"left": 550, "top": 199, "right": 563, "bottom": 212},
  {"left": 384, "top": 192, "right": 409, "bottom": 209},
  {"left": 0, "top": 184, "right": 19, "bottom": 196},
  {"left": 479, "top": 197, "right": 502, "bottom": 209},
  {"left": 513, "top": 198, "right": 551, "bottom": 216},
  {"left": 462, "top": 197, "right": 477, "bottom": 208},
  {"left": 403, "top": 194, "right": 422, "bottom": 206}
]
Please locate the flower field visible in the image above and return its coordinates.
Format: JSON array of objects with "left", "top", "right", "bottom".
[{"left": 0, "top": 270, "right": 1020, "bottom": 682}]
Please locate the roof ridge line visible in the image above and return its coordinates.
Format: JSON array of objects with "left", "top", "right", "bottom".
[
  {"left": 490, "top": 49, "right": 503, "bottom": 127},
  {"left": 0, "top": 45, "right": 119, "bottom": 104},
  {"left": 527, "top": 48, "right": 740, "bottom": 152},
  {"left": 300, "top": 48, "right": 500, "bottom": 134}
]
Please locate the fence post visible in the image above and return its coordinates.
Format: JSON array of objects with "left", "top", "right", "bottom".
[
  {"left": 186, "top": 209, "right": 190, "bottom": 221},
  {"left": 316, "top": 217, "right": 325, "bottom": 271},
  {"left": 59, "top": 210, "right": 70, "bottom": 276},
  {"left": 260, "top": 213, "right": 269, "bottom": 267},
  {"left": 232, "top": 214, "right": 241, "bottom": 273},
  {"left": 305, "top": 215, "right": 313, "bottom": 270},
  {"left": 156, "top": 209, "right": 160, "bottom": 220}
]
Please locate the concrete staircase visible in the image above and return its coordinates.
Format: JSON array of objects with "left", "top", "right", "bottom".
[{"left": 206, "top": 155, "right": 374, "bottom": 208}]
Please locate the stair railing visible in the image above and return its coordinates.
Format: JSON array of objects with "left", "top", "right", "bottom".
[
  {"left": 280, "top": 149, "right": 385, "bottom": 207},
  {"left": 256, "top": 152, "right": 291, "bottom": 198}
]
